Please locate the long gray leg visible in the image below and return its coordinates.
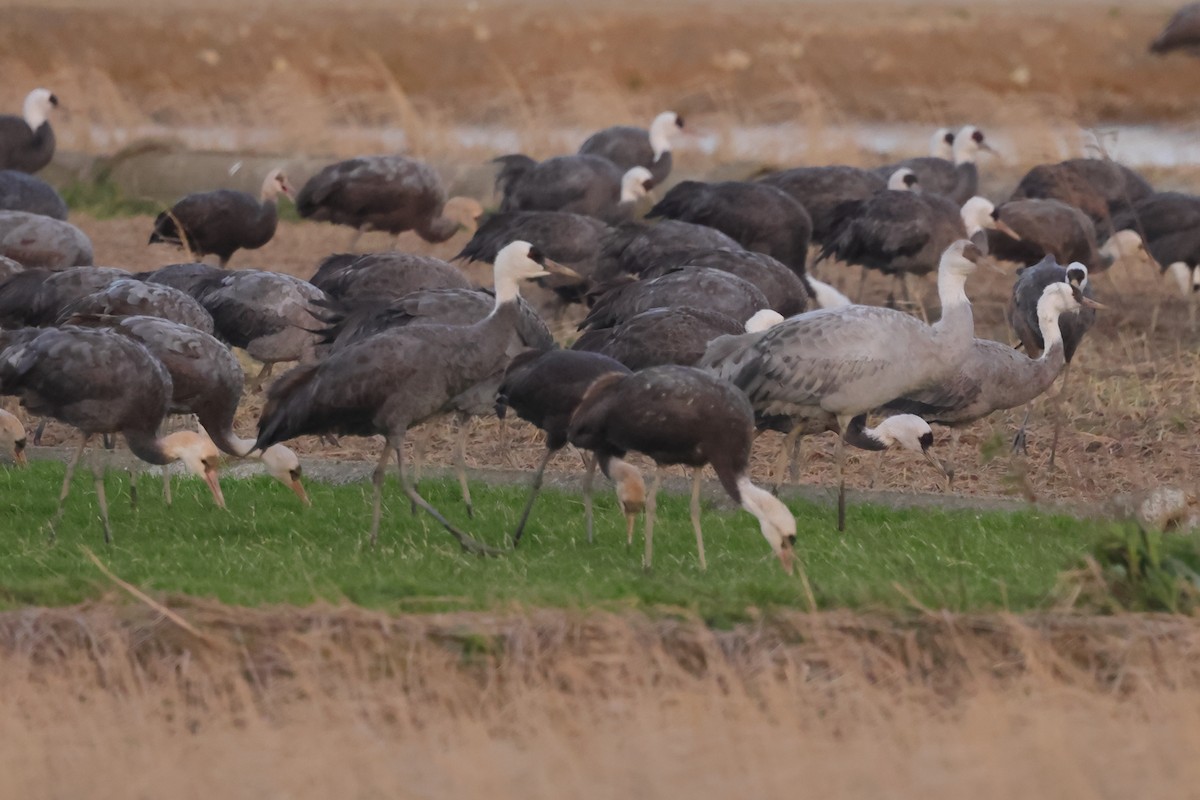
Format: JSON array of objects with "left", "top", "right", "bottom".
[
  {"left": 163, "top": 467, "right": 173, "bottom": 507},
  {"left": 368, "top": 446, "right": 391, "bottom": 548},
  {"left": 393, "top": 437, "right": 499, "bottom": 556},
  {"left": 643, "top": 466, "right": 662, "bottom": 571},
  {"left": 581, "top": 451, "right": 597, "bottom": 544},
  {"left": 690, "top": 468, "right": 707, "bottom": 571},
  {"left": 92, "top": 461, "right": 112, "bottom": 545},
  {"left": 1048, "top": 362, "right": 1072, "bottom": 470},
  {"left": 453, "top": 413, "right": 474, "bottom": 518},
  {"left": 835, "top": 419, "right": 850, "bottom": 532},
  {"left": 511, "top": 448, "right": 555, "bottom": 547},
  {"left": 48, "top": 435, "right": 89, "bottom": 543}
]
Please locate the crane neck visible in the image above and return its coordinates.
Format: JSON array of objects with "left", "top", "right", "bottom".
[
  {"left": 123, "top": 429, "right": 172, "bottom": 466},
  {"left": 649, "top": 118, "right": 675, "bottom": 161},
  {"left": 23, "top": 97, "right": 47, "bottom": 131},
  {"left": 842, "top": 415, "right": 888, "bottom": 452}
]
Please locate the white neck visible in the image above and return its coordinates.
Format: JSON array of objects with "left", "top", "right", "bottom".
[
  {"left": 23, "top": 95, "right": 47, "bottom": 130},
  {"left": 1167, "top": 262, "right": 1194, "bottom": 297},
  {"left": 260, "top": 177, "right": 280, "bottom": 202},
  {"left": 493, "top": 269, "right": 521, "bottom": 306},
  {"left": 959, "top": 200, "right": 991, "bottom": 236},
  {"left": 229, "top": 433, "right": 259, "bottom": 458},
  {"left": 649, "top": 114, "right": 675, "bottom": 161},
  {"left": 953, "top": 136, "right": 978, "bottom": 165},
  {"left": 736, "top": 475, "right": 790, "bottom": 553},
  {"left": 1036, "top": 308, "right": 1065, "bottom": 355},
  {"left": 935, "top": 269, "right": 970, "bottom": 315}
]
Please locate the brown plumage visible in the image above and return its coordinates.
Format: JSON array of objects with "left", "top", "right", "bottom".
[
  {"left": 988, "top": 198, "right": 1107, "bottom": 272},
  {"left": 572, "top": 306, "right": 744, "bottom": 370},
  {"left": 580, "top": 268, "right": 770, "bottom": 333},
  {"left": 567, "top": 365, "right": 797, "bottom": 572},
  {"left": 1009, "top": 159, "right": 1154, "bottom": 237},
  {"left": 149, "top": 170, "right": 295, "bottom": 266}
]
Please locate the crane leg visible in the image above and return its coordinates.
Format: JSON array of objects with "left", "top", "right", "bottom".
[
  {"left": 392, "top": 437, "right": 499, "bottom": 556},
  {"left": 643, "top": 466, "right": 662, "bottom": 571},
  {"left": 453, "top": 413, "right": 474, "bottom": 518},
  {"left": 247, "top": 362, "right": 274, "bottom": 394},
  {"left": 1048, "top": 362, "right": 1072, "bottom": 470},
  {"left": 33, "top": 419, "right": 46, "bottom": 446},
  {"left": 581, "top": 451, "right": 597, "bottom": 544},
  {"left": 48, "top": 435, "right": 89, "bottom": 543},
  {"left": 690, "top": 468, "right": 707, "bottom": 572},
  {"left": 1191, "top": 291, "right": 1199, "bottom": 334},
  {"left": 128, "top": 467, "right": 138, "bottom": 510},
  {"left": 163, "top": 466, "right": 173, "bottom": 508},
  {"left": 511, "top": 447, "right": 555, "bottom": 547},
  {"left": 1012, "top": 404, "right": 1033, "bottom": 455},
  {"left": 91, "top": 461, "right": 112, "bottom": 545},
  {"left": 409, "top": 426, "right": 430, "bottom": 515},
  {"left": 772, "top": 428, "right": 800, "bottom": 493},
  {"left": 835, "top": 418, "right": 851, "bottom": 532},
  {"left": 368, "top": 446, "right": 392, "bottom": 548}
]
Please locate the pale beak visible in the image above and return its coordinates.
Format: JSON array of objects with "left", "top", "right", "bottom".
[
  {"left": 542, "top": 258, "right": 581, "bottom": 281},
  {"left": 1079, "top": 296, "right": 1107, "bottom": 310},
  {"left": 924, "top": 450, "right": 954, "bottom": 489},
  {"left": 291, "top": 478, "right": 311, "bottom": 506},
  {"left": 204, "top": 467, "right": 227, "bottom": 509},
  {"left": 778, "top": 538, "right": 796, "bottom": 574},
  {"left": 978, "top": 142, "right": 996, "bottom": 154},
  {"left": 993, "top": 219, "right": 1022, "bottom": 241}
]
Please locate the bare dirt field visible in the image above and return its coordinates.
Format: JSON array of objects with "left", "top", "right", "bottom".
[{"left": 4, "top": 603, "right": 1200, "bottom": 799}]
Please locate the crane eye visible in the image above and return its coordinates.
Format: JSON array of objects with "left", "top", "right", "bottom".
[{"left": 972, "top": 130, "right": 984, "bottom": 143}]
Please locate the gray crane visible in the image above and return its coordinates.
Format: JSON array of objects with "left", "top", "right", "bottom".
[
  {"left": 578, "top": 111, "right": 684, "bottom": 186},
  {"left": 0, "top": 170, "right": 68, "bottom": 220},
  {"left": 0, "top": 89, "right": 58, "bottom": 174},
  {"left": 254, "top": 241, "right": 577, "bottom": 551},
  {"left": 988, "top": 198, "right": 1107, "bottom": 272},
  {"left": 703, "top": 239, "right": 983, "bottom": 529},
  {"left": 872, "top": 125, "right": 992, "bottom": 205},
  {"left": 57, "top": 279, "right": 215, "bottom": 334},
  {"left": 494, "top": 154, "right": 652, "bottom": 222},
  {"left": 0, "top": 210, "right": 92, "bottom": 268}
]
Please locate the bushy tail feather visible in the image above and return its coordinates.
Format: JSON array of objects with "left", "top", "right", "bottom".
[
  {"left": 255, "top": 363, "right": 322, "bottom": 451},
  {"left": 492, "top": 154, "right": 537, "bottom": 199}
]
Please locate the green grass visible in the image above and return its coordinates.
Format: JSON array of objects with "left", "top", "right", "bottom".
[
  {"left": 0, "top": 461, "right": 1121, "bottom": 621},
  {"left": 60, "top": 177, "right": 162, "bottom": 219}
]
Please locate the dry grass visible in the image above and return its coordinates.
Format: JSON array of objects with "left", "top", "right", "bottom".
[{"left": 3, "top": 601, "right": 1200, "bottom": 798}]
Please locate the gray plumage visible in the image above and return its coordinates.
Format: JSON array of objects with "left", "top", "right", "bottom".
[
  {"left": 136, "top": 261, "right": 227, "bottom": 298},
  {"left": 645, "top": 181, "right": 812, "bottom": 274},
  {"left": 598, "top": 220, "right": 743, "bottom": 280},
  {"left": 0, "top": 266, "right": 129, "bottom": 327},
  {"left": 1110, "top": 191, "right": 1200, "bottom": 282},
  {"left": 0, "top": 210, "right": 92, "bottom": 268},
  {"left": 572, "top": 306, "right": 743, "bottom": 370},
  {"left": 818, "top": 189, "right": 964, "bottom": 277},
  {"left": 57, "top": 279, "right": 215, "bottom": 334},
  {"left": 1010, "top": 159, "right": 1154, "bottom": 236},
  {"left": 1151, "top": 3, "right": 1200, "bottom": 54},
  {"left": 638, "top": 249, "right": 810, "bottom": 317},
  {"left": 579, "top": 268, "right": 770, "bottom": 332},
  {"left": 0, "top": 170, "right": 67, "bottom": 220},
  {"left": 872, "top": 127, "right": 989, "bottom": 205},
  {"left": 494, "top": 153, "right": 647, "bottom": 221},
  {"left": 198, "top": 270, "right": 327, "bottom": 369},
  {"left": 577, "top": 112, "right": 682, "bottom": 186},
  {"left": 296, "top": 156, "right": 464, "bottom": 242},
  {"left": 0, "top": 90, "right": 57, "bottom": 174},
  {"left": 0, "top": 256, "right": 23, "bottom": 283},
  {"left": 1007, "top": 257, "right": 1095, "bottom": 363},
  {"left": 310, "top": 251, "right": 471, "bottom": 304},
  {"left": 758, "top": 165, "right": 886, "bottom": 244},
  {"left": 989, "top": 199, "right": 1106, "bottom": 271}
]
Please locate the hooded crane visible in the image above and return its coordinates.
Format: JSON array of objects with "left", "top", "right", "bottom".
[
  {"left": 255, "top": 241, "right": 576, "bottom": 551},
  {"left": 309, "top": 252, "right": 471, "bottom": 305},
  {"left": 455, "top": 210, "right": 610, "bottom": 308},
  {"left": 636, "top": 249, "right": 811, "bottom": 316},
  {"left": 872, "top": 128, "right": 956, "bottom": 175},
  {"left": 758, "top": 165, "right": 915, "bottom": 245},
  {"left": 497, "top": 349, "right": 645, "bottom": 545},
  {"left": 61, "top": 313, "right": 310, "bottom": 506},
  {"left": 818, "top": 194, "right": 1017, "bottom": 313},
  {"left": 57, "top": 279, "right": 215, "bottom": 334},
  {"left": 645, "top": 180, "right": 813, "bottom": 275},
  {"left": 987, "top": 198, "right": 1107, "bottom": 272},
  {"left": 0, "top": 326, "right": 226, "bottom": 542},
  {"left": 0, "top": 266, "right": 130, "bottom": 328},
  {"left": 0, "top": 89, "right": 58, "bottom": 174},
  {"left": 568, "top": 365, "right": 798, "bottom": 573},
  {"left": 578, "top": 111, "right": 684, "bottom": 186},
  {"left": 1105, "top": 191, "right": 1200, "bottom": 331},
  {"left": 137, "top": 261, "right": 226, "bottom": 297},
  {"left": 872, "top": 125, "right": 992, "bottom": 205},
  {"left": 315, "top": 286, "right": 553, "bottom": 516},
  {"left": 703, "top": 240, "right": 982, "bottom": 530},
  {"left": 699, "top": 311, "right": 943, "bottom": 491},
  {"left": 0, "top": 210, "right": 92, "bottom": 268},
  {"left": 1150, "top": 3, "right": 1200, "bottom": 54},
  {"left": 295, "top": 155, "right": 482, "bottom": 250},
  {"left": 1006, "top": 259, "right": 1097, "bottom": 465},
  {"left": 573, "top": 305, "right": 745, "bottom": 369},
  {"left": 597, "top": 219, "right": 744, "bottom": 279},
  {"left": 494, "top": 154, "right": 652, "bottom": 222},
  {"left": 149, "top": 169, "right": 296, "bottom": 266},
  {"left": 0, "top": 170, "right": 68, "bottom": 220},
  {"left": 885, "top": 280, "right": 1103, "bottom": 471},
  {"left": 579, "top": 268, "right": 770, "bottom": 333},
  {"left": 1009, "top": 158, "right": 1154, "bottom": 237}
]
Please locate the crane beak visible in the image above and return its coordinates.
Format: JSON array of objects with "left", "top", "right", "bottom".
[
  {"left": 13, "top": 442, "right": 26, "bottom": 468},
  {"left": 1079, "top": 296, "right": 1107, "bottom": 310},
  {"left": 924, "top": 450, "right": 955, "bottom": 488},
  {"left": 777, "top": 539, "right": 796, "bottom": 575},
  {"left": 290, "top": 477, "right": 311, "bottom": 506},
  {"left": 978, "top": 142, "right": 996, "bottom": 154},
  {"left": 541, "top": 258, "right": 581, "bottom": 281},
  {"left": 993, "top": 219, "right": 1022, "bottom": 241},
  {"left": 204, "top": 466, "right": 227, "bottom": 509}
]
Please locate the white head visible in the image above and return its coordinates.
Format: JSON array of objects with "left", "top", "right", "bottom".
[
  {"left": 959, "top": 196, "right": 1002, "bottom": 237},
  {"left": 1099, "top": 229, "right": 1146, "bottom": 271},
  {"left": 261, "top": 169, "right": 296, "bottom": 202},
  {"left": 744, "top": 309, "right": 784, "bottom": 332},
  {"left": 736, "top": 476, "right": 797, "bottom": 573},
  {"left": 939, "top": 239, "right": 983, "bottom": 279},
  {"left": 620, "top": 166, "right": 654, "bottom": 203},
  {"left": 161, "top": 430, "right": 225, "bottom": 508},
  {"left": 0, "top": 410, "right": 27, "bottom": 467},
  {"left": 23, "top": 88, "right": 58, "bottom": 131},
  {"left": 492, "top": 240, "right": 577, "bottom": 304},
  {"left": 257, "top": 443, "right": 310, "bottom": 505},
  {"left": 887, "top": 168, "right": 918, "bottom": 192},
  {"left": 872, "top": 414, "right": 935, "bottom": 452},
  {"left": 930, "top": 127, "right": 955, "bottom": 160},
  {"left": 1165, "top": 262, "right": 1200, "bottom": 297},
  {"left": 1035, "top": 281, "right": 1084, "bottom": 347},
  {"left": 807, "top": 277, "right": 852, "bottom": 309},
  {"left": 952, "top": 125, "right": 991, "bottom": 164},
  {"left": 649, "top": 111, "right": 684, "bottom": 160}
]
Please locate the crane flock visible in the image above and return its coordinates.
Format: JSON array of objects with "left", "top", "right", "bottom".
[{"left": 5, "top": 2, "right": 1200, "bottom": 571}]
